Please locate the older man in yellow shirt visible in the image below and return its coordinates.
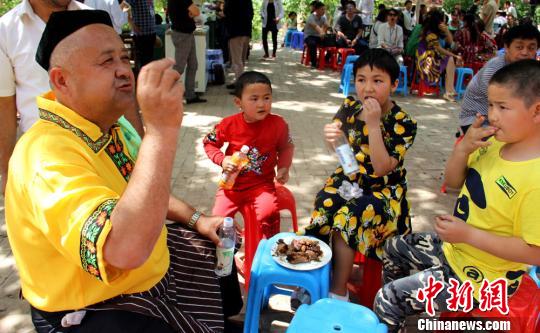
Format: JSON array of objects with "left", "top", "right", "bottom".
[{"left": 5, "top": 10, "right": 239, "bottom": 332}]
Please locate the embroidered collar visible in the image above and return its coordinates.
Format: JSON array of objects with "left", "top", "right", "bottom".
[{"left": 37, "top": 91, "right": 117, "bottom": 153}]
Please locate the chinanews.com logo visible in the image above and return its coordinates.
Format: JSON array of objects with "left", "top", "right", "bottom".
[
  {"left": 418, "top": 318, "right": 511, "bottom": 331},
  {"left": 415, "top": 276, "right": 512, "bottom": 331}
]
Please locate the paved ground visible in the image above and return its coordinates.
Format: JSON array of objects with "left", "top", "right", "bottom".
[{"left": 0, "top": 43, "right": 461, "bottom": 332}]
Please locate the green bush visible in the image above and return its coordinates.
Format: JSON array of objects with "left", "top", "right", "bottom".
[
  {"left": 1, "top": 0, "right": 537, "bottom": 35},
  {"left": 1, "top": 0, "right": 21, "bottom": 16}
]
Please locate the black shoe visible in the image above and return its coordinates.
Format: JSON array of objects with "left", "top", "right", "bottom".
[
  {"left": 226, "top": 83, "right": 236, "bottom": 89},
  {"left": 186, "top": 96, "right": 207, "bottom": 104}
]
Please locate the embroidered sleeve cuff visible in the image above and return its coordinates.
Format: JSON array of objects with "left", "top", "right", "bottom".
[{"left": 80, "top": 199, "right": 122, "bottom": 284}]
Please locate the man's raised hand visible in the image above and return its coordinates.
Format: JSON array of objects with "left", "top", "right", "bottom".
[{"left": 137, "top": 58, "right": 184, "bottom": 134}]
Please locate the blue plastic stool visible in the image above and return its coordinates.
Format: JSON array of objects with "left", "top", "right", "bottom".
[
  {"left": 338, "top": 55, "right": 359, "bottom": 96},
  {"left": 284, "top": 28, "right": 297, "bottom": 47},
  {"left": 243, "top": 233, "right": 331, "bottom": 333},
  {"left": 342, "top": 54, "right": 359, "bottom": 71},
  {"left": 454, "top": 67, "right": 474, "bottom": 100},
  {"left": 290, "top": 31, "right": 304, "bottom": 50},
  {"left": 395, "top": 65, "right": 408, "bottom": 96},
  {"left": 339, "top": 64, "right": 354, "bottom": 96},
  {"left": 287, "top": 298, "right": 388, "bottom": 333},
  {"left": 206, "top": 49, "right": 224, "bottom": 82},
  {"left": 206, "top": 49, "right": 224, "bottom": 65},
  {"left": 531, "top": 266, "right": 540, "bottom": 287}
]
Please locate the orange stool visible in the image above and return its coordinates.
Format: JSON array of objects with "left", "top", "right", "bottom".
[
  {"left": 347, "top": 252, "right": 383, "bottom": 308},
  {"left": 317, "top": 46, "right": 338, "bottom": 70},
  {"left": 438, "top": 274, "right": 540, "bottom": 333},
  {"left": 335, "top": 48, "right": 356, "bottom": 71},
  {"left": 235, "top": 183, "right": 299, "bottom": 290}
]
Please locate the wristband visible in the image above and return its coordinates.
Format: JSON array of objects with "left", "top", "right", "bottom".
[{"left": 188, "top": 210, "right": 202, "bottom": 229}]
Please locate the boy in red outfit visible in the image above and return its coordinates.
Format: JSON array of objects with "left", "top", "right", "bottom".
[{"left": 203, "top": 71, "right": 294, "bottom": 237}]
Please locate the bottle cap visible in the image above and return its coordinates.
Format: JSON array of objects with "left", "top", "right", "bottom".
[
  {"left": 223, "top": 217, "right": 234, "bottom": 228},
  {"left": 240, "top": 145, "right": 250, "bottom": 153}
]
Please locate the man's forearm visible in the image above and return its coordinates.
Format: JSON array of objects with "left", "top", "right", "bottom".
[
  {"left": 167, "top": 195, "right": 197, "bottom": 225},
  {"left": 0, "top": 96, "right": 18, "bottom": 194},
  {"left": 106, "top": 131, "right": 179, "bottom": 269}
]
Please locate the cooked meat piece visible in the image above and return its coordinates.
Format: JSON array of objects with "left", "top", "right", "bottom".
[
  {"left": 276, "top": 242, "right": 288, "bottom": 255},
  {"left": 274, "top": 238, "right": 323, "bottom": 264},
  {"left": 305, "top": 250, "right": 321, "bottom": 261},
  {"left": 287, "top": 252, "right": 311, "bottom": 264}
]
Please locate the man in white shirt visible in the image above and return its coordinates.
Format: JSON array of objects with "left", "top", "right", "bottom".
[
  {"left": 402, "top": 0, "right": 413, "bottom": 35},
  {"left": 377, "top": 8, "right": 404, "bottom": 64},
  {"left": 0, "top": 0, "right": 144, "bottom": 193},
  {"left": 356, "top": 0, "right": 374, "bottom": 27},
  {"left": 481, "top": 0, "right": 499, "bottom": 36},
  {"left": 504, "top": 1, "right": 517, "bottom": 18},
  {"left": 84, "top": 0, "right": 129, "bottom": 34}
]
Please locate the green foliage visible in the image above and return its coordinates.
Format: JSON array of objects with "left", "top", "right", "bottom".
[
  {"left": 440, "top": 0, "right": 538, "bottom": 23},
  {"left": 1, "top": 0, "right": 21, "bottom": 16},
  {"left": 1, "top": 0, "right": 537, "bottom": 33},
  {"left": 253, "top": 0, "right": 263, "bottom": 40},
  {"left": 442, "top": 0, "right": 474, "bottom": 13}
]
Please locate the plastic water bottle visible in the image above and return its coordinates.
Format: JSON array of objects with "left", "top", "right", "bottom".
[
  {"left": 333, "top": 131, "right": 359, "bottom": 176},
  {"left": 215, "top": 217, "right": 236, "bottom": 277},
  {"left": 218, "top": 145, "right": 250, "bottom": 190}
]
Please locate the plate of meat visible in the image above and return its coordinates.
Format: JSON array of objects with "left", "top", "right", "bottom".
[{"left": 271, "top": 235, "right": 332, "bottom": 271}]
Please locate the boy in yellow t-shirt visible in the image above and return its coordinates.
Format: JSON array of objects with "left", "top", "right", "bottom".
[{"left": 373, "top": 59, "right": 540, "bottom": 332}]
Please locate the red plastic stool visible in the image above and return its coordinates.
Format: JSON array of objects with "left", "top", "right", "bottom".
[
  {"left": 466, "top": 61, "right": 485, "bottom": 74},
  {"left": 235, "top": 183, "right": 299, "bottom": 290},
  {"left": 275, "top": 182, "right": 299, "bottom": 232},
  {"left": 438, "top": 274, "right": 540, "bottom": 333},
  {"left": 301, "top": 44, "right": 311, "bottom": 66},
  {"left": 347, "top": 252, "right": 383, "bottom": 308},
  {"left": 403, "top": 55, "right": 414, "bottom": 82},
  {"left": 335, "top": 48, "right": 356, "bottom": 71},
  {"left": 318, "top": 46, "right": 338, "bottom": 70},
  {"left": 301, "top": 44, "right": 324, "bottom": 66}
]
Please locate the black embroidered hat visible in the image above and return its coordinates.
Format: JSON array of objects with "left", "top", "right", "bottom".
[{"left": 36, "top": 10, "right": 113, "bottom": 71}]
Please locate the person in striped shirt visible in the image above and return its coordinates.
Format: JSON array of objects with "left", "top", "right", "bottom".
[{"left": 458, "top": 24, "right": 539, "bottom": 134}]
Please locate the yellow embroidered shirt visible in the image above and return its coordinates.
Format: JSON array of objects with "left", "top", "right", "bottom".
[
  {"left": 443, "top": 139, "right": 540, "bottom": 298},
  {"left": 5, "top": 91, "right": 169, "bottom": 311}
]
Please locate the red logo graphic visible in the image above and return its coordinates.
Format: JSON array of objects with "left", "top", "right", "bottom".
[
  {"left": 417, "top": 276, "right": 445, "bottom": 316},
  {"left": 446, "top": 278, "right": 474, "bottom": 312},
  {"left": 478, "top": 278, "right": 509, "bottom": 314}
]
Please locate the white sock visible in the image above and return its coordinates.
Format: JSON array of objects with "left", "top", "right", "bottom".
[{"left": 328, "top": 291, "right": 349, "bottom": 302}]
